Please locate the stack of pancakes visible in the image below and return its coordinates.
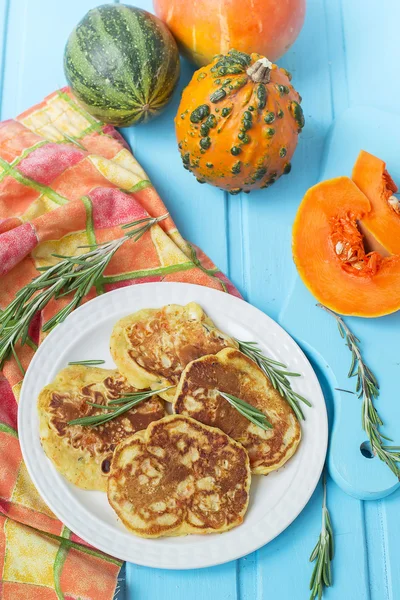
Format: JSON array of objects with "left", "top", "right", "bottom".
[{"left": 38, "top": 302, "right": 301, "bottom": 538}]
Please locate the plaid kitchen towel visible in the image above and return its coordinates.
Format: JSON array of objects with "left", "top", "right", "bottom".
[{"left": 0, "top": 87, "right": 239, "bottom": 599}]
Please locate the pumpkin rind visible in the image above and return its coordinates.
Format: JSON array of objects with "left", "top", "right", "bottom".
[
  {"left": 292, "top": 176, "right": 400, "bottom": 317},
  {"left": 64, "top": 4, "right": 180, "bottom": 126},
  {"left": 352, "top": 150, "right": 400, "bottom": 254},
  {"left": 175, "top": 50, "right": 303, "bottom": 193},
  {"left": 153, "top": 0, "right": 305, "bottom": 66}
]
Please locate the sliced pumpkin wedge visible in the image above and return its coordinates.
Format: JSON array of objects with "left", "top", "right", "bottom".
[
  {"left": 292, "top": 176, "right": 400, "bottom": 317},
  {"left": 352, "top": 150, "right": 400, "bottom": 254}
]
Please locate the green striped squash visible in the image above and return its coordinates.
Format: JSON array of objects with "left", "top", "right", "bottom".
[{"left": 64, "top": 4, "right": 180, "bottom": 126}]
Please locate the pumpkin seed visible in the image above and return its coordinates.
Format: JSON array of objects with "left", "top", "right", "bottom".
[
  {"left": 231, "top": 146, "right": 242, "bottom": 156},
  {"left": 388, "top": 195, "right": 400, "bottom": 214},
  {"left": 210, "top": 89, "right": 227, "bottom": 103},
  {"left": 190, "top": 105, "right": 210, "bottom": 123},
  {"left": 335, "top": 242, "right": 344, "bottom": 255},
  {"left": 264, "top": 112, "right": 275, "bottom": 124}
]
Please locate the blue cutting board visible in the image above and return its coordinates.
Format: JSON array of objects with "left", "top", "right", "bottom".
[{"left": 280, "top": 106, "right": 400, "bottom": 500}]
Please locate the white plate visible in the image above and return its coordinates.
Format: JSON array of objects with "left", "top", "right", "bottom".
[{"left": 19, "top": 282, "right": 327, "bottom": 569}]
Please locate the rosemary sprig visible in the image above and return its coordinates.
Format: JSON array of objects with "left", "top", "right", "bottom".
[
  {"left": 236, "top": 339, "right": 311, "bottom": 421},
  {"left": 68, "top": 360, "right": 106, "bottom": 366},
  {"left": 0, "top": 214, "right": 168, "bottom": 370},
  {"left": 309, "top": 472, "right": 334, "bottom": 599},
  {"left": 68, "top": 386, "right": 172, "bottom": 427},
  {"left": 218, "top": 391, "right": 273, "bottom": 430},
  {"left": 318, "top": 303, "right": 400, "bottom": 479}
]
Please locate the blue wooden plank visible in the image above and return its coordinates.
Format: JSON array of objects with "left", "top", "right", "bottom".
[
  {"left": 0, "top": 0, "right": 102, "bottom": 119},
  {"left": 341, "top": 0, "right": 400, "bottom": 115},
  {"left": 1, "top": 0, "right": 399, "bottom": 599},
  {"left": 0, "top": 0, "right": 11, "bottom": 119},
  {"left": 233, "top": 0, "right": 337, "bottom": 322},
  {"left": 125, "top": 562, "right": 238, "bottom": 600}
]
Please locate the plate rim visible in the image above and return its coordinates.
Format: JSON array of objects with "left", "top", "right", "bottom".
[{"left": 18, "top": 282, "right": 328, "bottom": 569}]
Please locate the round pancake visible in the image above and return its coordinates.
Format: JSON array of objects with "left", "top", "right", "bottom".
[
  {"left": 107, "top": 414, "right": 251, "bottom": 538},
  {"left": 173, "top": 348, "right": 301, "bottom": 474},
  {"left": 38, "top": 365, "right": 166, "bottom": 491},
  {"left": 110, "top": 302, "right": 237, "bottom": 402}
]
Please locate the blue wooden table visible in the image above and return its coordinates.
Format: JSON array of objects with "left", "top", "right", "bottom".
[{"left": 1, "top": 0, "right": 399, "bottom": 598}]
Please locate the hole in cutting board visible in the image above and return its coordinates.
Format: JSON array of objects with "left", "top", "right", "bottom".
[{"left": 360, "top": 440, "right": 374, "bottom": 459}]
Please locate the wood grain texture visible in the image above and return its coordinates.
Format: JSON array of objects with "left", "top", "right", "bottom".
[{"left": 0, "top": 0, "right": 399, "bottom": 598}]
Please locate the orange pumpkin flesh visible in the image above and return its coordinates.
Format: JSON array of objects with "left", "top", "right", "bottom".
[
  {"left": 352, "top": 150, "right": 400, "bottom": 254},
  {"left": 175, "top": 50, "right": 304, "bottom": 193},
  {"left": 292, "top": 176, "right": 400, "bottom": 317},
  {"left": 153, "top": 0, "right": 305, "bottom": 66}
]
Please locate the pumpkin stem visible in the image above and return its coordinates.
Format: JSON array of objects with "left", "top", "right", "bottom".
[{"left": 246, "top": 58, "right": 273, "bottom": 83}]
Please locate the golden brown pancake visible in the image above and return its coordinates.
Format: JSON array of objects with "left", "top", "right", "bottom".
[
  {"left": 38, "top": 365, "right": 166, "bottom": 491},
  {"left": 107, "top": 414, "right": 251, "bottom": 538},
  {"left": 173, "top": 348, "right": 301, "bottom": 474},
  {"left": 110, "top": 302, "right": 237, "bottom": 401}
]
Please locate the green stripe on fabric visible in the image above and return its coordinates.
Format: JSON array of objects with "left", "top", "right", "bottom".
[
  {"left": 81, "top": 196, "right": 96, "bottom": 247},
  {"left": 0, "top": 142, "right": 45, "bottom": 183},
  {"left": 57, "top": 90, "right": 103, "bottom": 131},
  {"left": 53, "top": 526, "right": 71, "bottom": 600},
  {"left": 186, "top": 242, "right": 220, "bottom": 276},
  {"left": 81, "top": 196, "right": 104, "bottom": 295},
  {"left": 0, "top": 423, "right": 18, "bottom": 439},
  {"left": 128, "top": 179, "right": 151, "bottom": 193},
  {"left": 0, "top": 157, "right": 69, "bottom": 205},
  {"left": 0, "top": 512, "right": 123, "bottom": 567},
  {"left": 101, "top": 261, "right": 194, "bottom": 284}
]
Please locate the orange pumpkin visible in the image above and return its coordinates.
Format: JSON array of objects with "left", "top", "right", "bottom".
[
  {"left": 352, "top": 150, "right": 400, "bottom": 254},
  {"left": 292, "top": 176, "right": 400, "bottom": 317},
  {"left": 153, "top": 0, "right": 305, "bottom": 66},
  {"left": 175, "top": 50, "right": 304, "bottom": 194}
]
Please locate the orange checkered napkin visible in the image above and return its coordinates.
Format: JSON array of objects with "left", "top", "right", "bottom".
[{"left": 0, "top": 88, "right": 239, "bottom": 599}]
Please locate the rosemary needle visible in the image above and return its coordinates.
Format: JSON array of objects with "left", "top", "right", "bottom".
[
  {"left": 0, "top": 214, "right": 168, "bottom": 370},
  {"left": 68, "top": 360, "right": 106, "bottom": 366},
  {"left": 236, "top": 339, "right": 311, "bottom": 421},
  {"left": 309, "top": 471, "right": 334, "bottom": 599},
  {"left": 318, "top": 303, "right": 400, "bottom": 480},
  {"left": 218, "top": 391, "right": 273, "bottom": 430},
  {"left": 68, "top": 387, "right": 172, "bottom": 427}
]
